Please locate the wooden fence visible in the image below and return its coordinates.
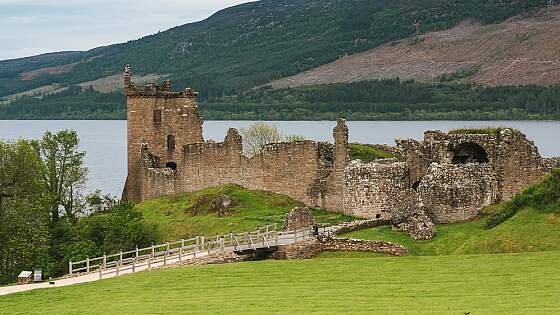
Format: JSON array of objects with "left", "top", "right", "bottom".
[{"left": 69, "top": 224, "right": 317, "bottom": 279}]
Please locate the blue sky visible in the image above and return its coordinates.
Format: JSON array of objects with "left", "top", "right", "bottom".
[{"left": 0, "top": 0, "right": 252, "bottom": 61}]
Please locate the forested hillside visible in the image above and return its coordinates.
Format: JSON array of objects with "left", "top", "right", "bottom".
[{"left": 1, "top": 0, "right": 559, "bottom": 119}]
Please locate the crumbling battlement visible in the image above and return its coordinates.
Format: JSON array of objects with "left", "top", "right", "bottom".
[
  {"left": 136, "top": 120, "right": 348, "bottom": 210},
  {"left": 122, "top": 68, "right": 558, "bottom": 224}
]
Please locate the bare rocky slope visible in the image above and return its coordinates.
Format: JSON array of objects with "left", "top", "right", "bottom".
[{"left": 272, "top": 6, "right": 560, "bottom": 88}]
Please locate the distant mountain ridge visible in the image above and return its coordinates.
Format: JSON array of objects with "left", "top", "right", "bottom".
[
  {"left": 1, "top": 0, "right": 559, "bottom": 119},
  {"left": 271, "top": 5, "right": 560, "bottom": 88}
]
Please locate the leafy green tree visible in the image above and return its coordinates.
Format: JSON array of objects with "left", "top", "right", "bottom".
[
  {"left": 0, "top": 140, "right": 49, "bottom": 284},
  {"left": 39, "top": 130, "right": 87, "bottom": 222}
]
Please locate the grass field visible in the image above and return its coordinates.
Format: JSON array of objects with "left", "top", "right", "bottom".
[
  {"left": 135, "top": 184, "right": 355, "bottom": 241},
  {"left": 341, "top": 207, "right": 560, "bottom": 255},
  {"left": 1, "top": 251, "right": 559, "bottom": 314}
]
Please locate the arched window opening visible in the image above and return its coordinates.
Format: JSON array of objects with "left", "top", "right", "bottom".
[
  {"left": 451, "top": 143, "right": 489, "bottom": 164},
  {"left": 166, "top": 161, "right": 177, "bottom": 170}
]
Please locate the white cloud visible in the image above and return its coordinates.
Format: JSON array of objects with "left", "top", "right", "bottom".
[{"left": 0, "top": 0, "right": 253, "bottom": 60}]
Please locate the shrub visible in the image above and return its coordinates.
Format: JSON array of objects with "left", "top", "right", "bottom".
[{"left": 485, "top": 169, "right": 560, "bottom": 229}]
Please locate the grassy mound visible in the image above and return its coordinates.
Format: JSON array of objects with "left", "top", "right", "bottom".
[
  {"left": 448, "top": 127, "right": 506, "bottom": 135},
  {"left": 341, "top": 207, "right": 560, "bottom": 256},
  {"left": 348, "top": 143, "right": 400, "bottom": 162},
  {"left": 485, "top": 169, "right": 560, "bottom": 228},
  {"left": 135, "top": 184, "right": 354, "bottom": 242},
  {"left": 2, "top": 252, "right": 559, "bottom": 314}
]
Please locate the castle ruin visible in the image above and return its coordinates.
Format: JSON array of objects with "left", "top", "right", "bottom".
[{"left": 122, "top": 66, "right": 560, "bottom": 224}]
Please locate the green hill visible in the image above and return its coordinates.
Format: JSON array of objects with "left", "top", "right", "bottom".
[
  {"left": 135, "top": 184, "right": 354, "bottom": 242},
  {"left": 1, "top": 0, "right": 559, "bottom": 119}
]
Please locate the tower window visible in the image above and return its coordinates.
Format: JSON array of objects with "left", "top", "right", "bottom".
[
  {"left": 153, "top": 110, "right": 161, "bottom": 123},
  {"left": 167, "top": 134, "right": 175, "bottom": 152}
]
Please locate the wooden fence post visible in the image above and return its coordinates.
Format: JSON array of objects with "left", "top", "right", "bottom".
[
  {"left": 119, "top": 251, "right": 123, "bottom": 266},
  {"left": 179, "top": 239, "right": 184, "bottom": 261},
  {"left": 69, "top": 261, "right": 73, "bottom": 275},
  {"left": 98, "top": 267, "right": 102, "bottom": 279},
  {"left": 86, "top": 257, "right": 90, "bottom": 273},
  {"left": 275, "top": 230, "right": 279, "bottom": 246},
  {"left": 220, "top": 237, "right": 224, "bottom": 253},
  {"left": 116, "top": 261, "right": 120, "bottom": 276},
  {"left": 132, "top": 260, "right": 136, "bottom": 273},
  {"left": 164, "top": 243, "right": 169, "bottom": 266},
  {"left": 148, "top": 254, "right": 152, "bottom": 269},
  {"left": 103, "top": 254, "right": 107, "bottom": 270},
  {"left": 151, "top": 244, "right": 155, "bottom": 258},
  {"left": 135, "top": 247, "right": 139, "bottom": 262},
  {"left": 194, "top": 236, "right": 198, "bottom": 259}
]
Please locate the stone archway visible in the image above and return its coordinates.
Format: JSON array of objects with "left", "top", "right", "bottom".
[{"left": 451, "top": 143, "right": 489, "bottom": 164}]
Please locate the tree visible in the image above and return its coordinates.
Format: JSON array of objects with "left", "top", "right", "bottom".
[
  {"left": 239, "top": 122, "right": 282, "bottom": 156},
  {"left": 0, "top": 140, "right": 49, "bottom": 284},
  {"left": 39, "top": 130, "right": 87, "bottom": 222}
]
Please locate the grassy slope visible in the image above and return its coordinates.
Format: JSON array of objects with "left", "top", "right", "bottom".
[
  {"left": 348, "top": 143, "right": 399, "bottom": 162},
  {"left": 341, "top": 207, "right": 560, "bottom": 256},
  {"left": 135, "top": 184, "right": 354, "bottom": 242},
  {"left": 1, "top": 252, "right": 559, "bottom": 314}
]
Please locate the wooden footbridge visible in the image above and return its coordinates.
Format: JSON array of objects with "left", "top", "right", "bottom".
[{"left": 69, "top": 225, "right": 324, "bottom": 280}]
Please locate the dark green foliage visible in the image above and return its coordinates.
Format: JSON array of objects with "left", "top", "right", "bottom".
[
  {"left": 3, "top": 78, "right": 560, "bottom": 120},
  {"left": 69, "top": 203, "right": 157, "bottom": 261},
  {"left": 0, "top": 133, "right": 156, "bottom": 284},
  {"left": 485, "top": 169, "right": 560, "bottom": 229},
  {"left": 201, "top": 79, "right": 560, "bottom": 120},
  {"left": 1, "top": 0, "right": 558, "bottom": 103},
  {"left": 0, "top": 140, "right": 50, "bottom": 285},
  {"left": 348, "top": 143, "right": 399, "bottom": 162}
]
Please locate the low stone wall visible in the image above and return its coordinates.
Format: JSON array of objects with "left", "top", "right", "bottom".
[
  {"left": 273, "top": 237, "right": 407, "bottom": 259},
  {"left": 321, "top": 237, "right": 407, "bottom": 256},
  {"left": 158, "top": 252, "right": 249, "bottom": 269},
  {"left": 325, "top": 219, "right": 391, "bottom": 235}
]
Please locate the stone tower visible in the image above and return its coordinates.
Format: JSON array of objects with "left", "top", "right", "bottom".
[{"left": 122, "top": 65, "right": 204, "bottom": 203}]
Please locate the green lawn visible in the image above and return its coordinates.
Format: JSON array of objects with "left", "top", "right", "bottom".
[
  {"left": 342, "top": 207, "right": 560, "bottom": 255},
  {"left": 2, "top": 251, "right": 559, "bottom": 314},
  {"left": 136, "top": 184, "right": 354, "bottom": 242}
]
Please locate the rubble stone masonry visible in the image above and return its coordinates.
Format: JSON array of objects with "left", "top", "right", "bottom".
[{"left": 122, "top": 69, "right": 559, "bottom": 224}]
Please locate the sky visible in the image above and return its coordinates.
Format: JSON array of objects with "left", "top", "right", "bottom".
[{"left": 0, "top": 0, "right": 253, "bottom": 61}]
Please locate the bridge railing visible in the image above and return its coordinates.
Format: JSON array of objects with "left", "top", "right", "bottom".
[{"left": 69, "top": 224, "right": 317, "bottom": 279}]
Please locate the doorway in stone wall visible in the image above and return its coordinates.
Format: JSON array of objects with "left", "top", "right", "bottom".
[{"left": 451, "top": 143, "right": 489, "bottom": 164}]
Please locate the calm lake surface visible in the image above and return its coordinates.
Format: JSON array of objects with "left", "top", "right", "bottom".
[{"left": 1, "top": 120, "right": 559, "bottom": 197}]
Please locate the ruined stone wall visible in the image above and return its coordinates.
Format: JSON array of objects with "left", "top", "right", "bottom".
[
  {"left": 543, "top": 157, "right": 560, "bottom": 173},
  {"left": 418, "top": 163, "right": 500, "bottom": 223},
  {"left": 398, "top": 129, "right": 547, "bottom": 204},
  {"left": 342, "top": 161, "right": 409, "bottom": 219},
  {"left": 135, "top": 121, "right": 349, "bottom": 210}
]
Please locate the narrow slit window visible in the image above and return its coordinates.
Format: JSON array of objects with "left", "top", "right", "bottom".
[{"left": 153, "top": 110, "right": 162, "bottom": 123}]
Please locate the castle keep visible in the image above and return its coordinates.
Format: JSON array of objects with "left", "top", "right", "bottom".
[{"left": 122, "top": 66, "right": 560, "bottom": 224}]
